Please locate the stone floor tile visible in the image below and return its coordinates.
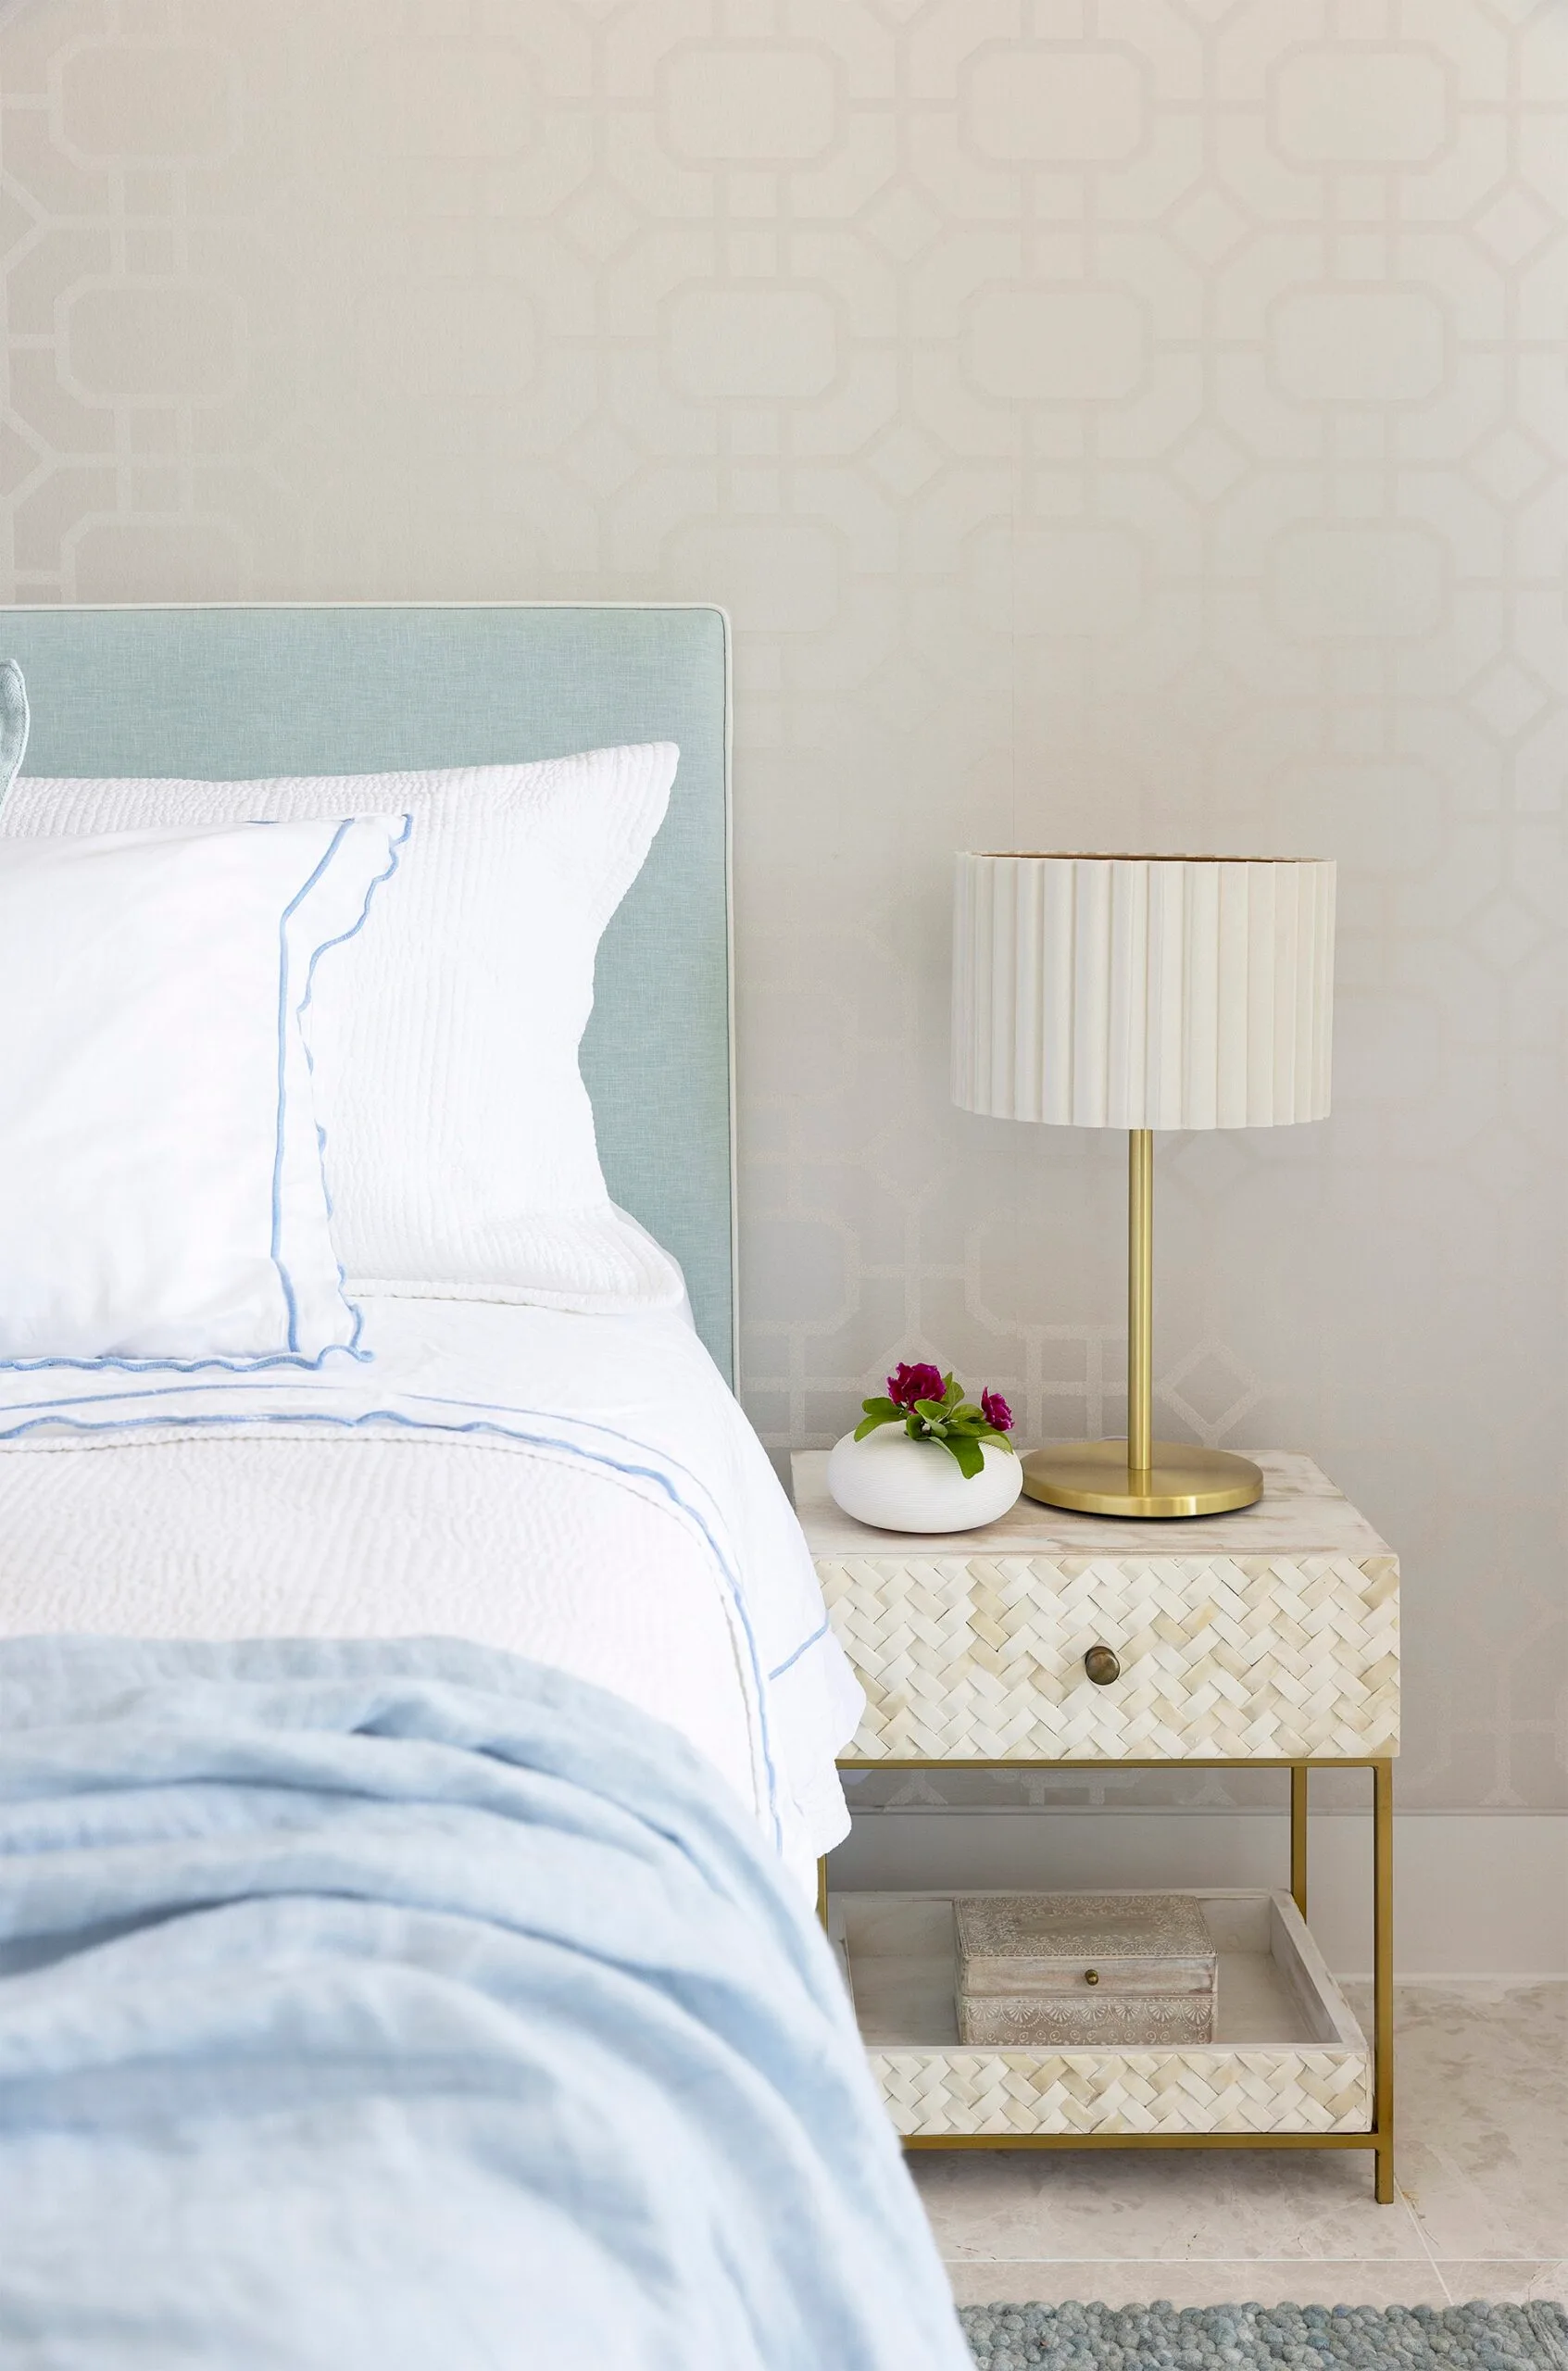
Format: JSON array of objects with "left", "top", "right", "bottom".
[
  {"left": 913, "top": 2143, "right": 1424, "bottom": 2264},
  {"left": 945, "top": 2261, "right": 1453, "bottom": 2309},
  {"left": 1434, "top": 2263, "right": 1568, "bottom": 2307},
  {"left": 1384, "top": 1984, "right": 1567, "bottom": 2261}
]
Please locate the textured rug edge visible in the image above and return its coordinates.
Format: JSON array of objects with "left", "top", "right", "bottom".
[
  {"left": 1524, "top": 2302, "right": 1568, "bottom": 2371},
  {"left": 957, "top": 2298, "right": 1568, "bottom": 2371}
]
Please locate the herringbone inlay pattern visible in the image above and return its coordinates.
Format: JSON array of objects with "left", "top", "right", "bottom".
[
  {"left": 871, "top": 2047, "right": 1373, "bottom": 2139},
  {"left": 822, "top": 1552, "right": 1399, "bottom": 1763}
]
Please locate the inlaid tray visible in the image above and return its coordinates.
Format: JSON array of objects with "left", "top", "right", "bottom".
[{"left": 830, "top": 1888, "right": 1369, "bottom": 2139}]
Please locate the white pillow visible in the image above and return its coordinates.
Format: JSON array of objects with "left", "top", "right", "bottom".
[
  {"left": 0, "top": 813, "right": 408, "bottom": 1366},
  {"left": 3, "top": 746, "right": 685, "bottom": 1311}
]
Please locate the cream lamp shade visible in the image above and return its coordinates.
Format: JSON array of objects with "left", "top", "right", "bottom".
[
  {"left": 950, "top": 852, "right": 1336, "bottom": 1519},
  {"left": 952, "top": 853, "right": 1335, "bottom": 1130}
]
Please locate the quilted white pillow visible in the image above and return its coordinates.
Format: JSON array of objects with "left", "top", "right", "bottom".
[
  {"left": 3, "top": 746, "right": 685, "bottom": 1310},
  {"left": 0, "top": 813, "right": 408, "bottom": 1365}
]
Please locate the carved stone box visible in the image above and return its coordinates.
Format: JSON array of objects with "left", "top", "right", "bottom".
[{"left": 956, "top": 1892, "right": 1218, "bottom": 2047}]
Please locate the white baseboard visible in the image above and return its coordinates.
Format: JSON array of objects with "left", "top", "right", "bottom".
[{"left": 829, "top": 1810, "right": 1568, "bottom": 1980}]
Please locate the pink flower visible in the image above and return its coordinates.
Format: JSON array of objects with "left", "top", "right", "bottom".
[
  {"left": 980, "top": 1387, "right": 1013, "bottom": 1433},
  {"left": 888, "top": 1361, "right": 944, "bottom": 1411}
]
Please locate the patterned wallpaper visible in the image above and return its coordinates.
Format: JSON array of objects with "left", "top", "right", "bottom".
[{"left": 0, "top": 0, "right": 1562, "bottom": 1813}]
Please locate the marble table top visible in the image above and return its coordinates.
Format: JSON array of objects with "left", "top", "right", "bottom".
[{"left": 789, "top": 1449, "right": 1395, "bottom": 1562}]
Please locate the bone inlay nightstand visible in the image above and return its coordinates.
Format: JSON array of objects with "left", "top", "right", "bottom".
[{"left": 792, "top": 1449, "right": 1399, "bottom": 2202}]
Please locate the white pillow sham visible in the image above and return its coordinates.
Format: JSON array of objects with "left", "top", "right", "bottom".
[
  {"left": 2, "top": 746, "right": 685, "bottom": 1311},
  {"left": 0, "top": 813, "right": 408, "bottom": 1366}
]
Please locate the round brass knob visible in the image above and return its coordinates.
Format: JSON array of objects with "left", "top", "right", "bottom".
[
  {"left": 1084, "top": 1645, "right": 1121, "bottom": 1687},
  {"left": 1085, "top": 1970, "right": 1100, "bottom": 1986}
]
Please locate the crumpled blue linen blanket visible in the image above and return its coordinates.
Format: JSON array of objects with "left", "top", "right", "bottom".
[{"left": 0, "top": 1636, "right": 969, "bottom": 2371}]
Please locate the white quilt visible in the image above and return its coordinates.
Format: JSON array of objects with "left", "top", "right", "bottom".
[{"left": 0, "top": 1302, "right": 861, "bottom": 1888}]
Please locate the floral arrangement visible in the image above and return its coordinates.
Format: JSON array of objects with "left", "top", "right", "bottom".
[{"left": 854, "top": 1361, "right": 1014, "bottom": 1479}]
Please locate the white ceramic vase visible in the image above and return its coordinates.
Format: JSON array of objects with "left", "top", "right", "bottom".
[{"left": 826, "top": 1424, "right": 1023, "bottom": 1534}]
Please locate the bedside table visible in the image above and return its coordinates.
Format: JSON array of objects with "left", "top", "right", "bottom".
[{"left": 792, "top": 1449, "right": 1399, "bottom": 2202}]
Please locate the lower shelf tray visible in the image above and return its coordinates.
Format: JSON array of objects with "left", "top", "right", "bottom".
[{"left": 829, "top": 1888, "right": 1370, "bottom": 2140}]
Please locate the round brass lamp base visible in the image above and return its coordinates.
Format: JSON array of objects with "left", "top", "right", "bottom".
[{"left": 1021, "top": 1440, "right": 1264, "bottom": 1520}]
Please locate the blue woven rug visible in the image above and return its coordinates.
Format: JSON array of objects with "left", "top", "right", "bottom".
[{"left": 959, "top": 2302, "right": 1568, "bottom": 2371}]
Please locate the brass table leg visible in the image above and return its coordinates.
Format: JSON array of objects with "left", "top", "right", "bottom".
[
  {"left": 1373, "top": 1757, "right": 1395, "bottom": 2202},
  {"left": 817, "top": 1855, "right": 829, "bottom": 1932},
  {"left": 1290, "top": 1765, "right": 1309, "bottom": 1920}
]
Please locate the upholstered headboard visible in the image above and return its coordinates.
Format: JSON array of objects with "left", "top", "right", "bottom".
[{"left": 0, "top": 603, "right": 736, "bottom": 1380}]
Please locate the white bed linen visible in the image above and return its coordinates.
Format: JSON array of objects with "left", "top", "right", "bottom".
[
  {"left": 0, "top": 1300, "right": 860, "bottom": 1887},
  {"left": 0, "top": 812, "right": 406, "bottom": 1363},
  {"left": 5, "top": 748, "right": 686, "bottom": 1311}
]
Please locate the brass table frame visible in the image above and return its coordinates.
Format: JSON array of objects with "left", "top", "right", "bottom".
[{"left": 821, "top": 1754, "right": 1395, "bottom": 2204}]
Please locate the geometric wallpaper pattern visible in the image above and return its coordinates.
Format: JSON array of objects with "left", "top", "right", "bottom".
[{"left": 0, "top": 0, "right": 1562, "bottom": 1810}]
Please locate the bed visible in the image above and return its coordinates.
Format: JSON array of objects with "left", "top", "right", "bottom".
[{"left": 0, "top": 605, "right": 966, "bottom": 2369}]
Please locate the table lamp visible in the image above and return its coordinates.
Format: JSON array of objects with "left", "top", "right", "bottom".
[{"left": 951, "top": 853, "right": 1336, "bottom": 1519}]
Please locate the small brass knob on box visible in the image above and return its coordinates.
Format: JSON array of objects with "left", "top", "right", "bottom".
[
  {"left": 1083, "top": 1645, "right": 1121, "bottom": 1687},
  {"left": 1084, "top": 1969, "right": 1100, "bottom": 1986}
]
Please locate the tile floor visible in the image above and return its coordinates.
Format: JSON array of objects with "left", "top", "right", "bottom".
[{"left": 913, "top": 1982, "right": 1566, "bottom": 2310}]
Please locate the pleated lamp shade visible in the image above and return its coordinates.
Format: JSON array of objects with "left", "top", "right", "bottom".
[{"left": 952, "top": 853, "right": 1336, "bottom": 1131}]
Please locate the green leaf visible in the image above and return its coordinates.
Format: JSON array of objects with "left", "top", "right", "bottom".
[
  {"left": 852, "top": 1410, "right": 900, "bottom": 1440},
  {"left": 914, "top": 1399, "right": 948, "bottom": 1424},
  {"left": 859, "top": 1397, "right": 898, "bottom": 1420},
  {"left": 941, "top": 1434, "right": 985, "bottom": 1479}
]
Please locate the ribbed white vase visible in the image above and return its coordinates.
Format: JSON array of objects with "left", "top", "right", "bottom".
[{"left": 951, "top": 853, "right": 1336, "bottom": 1130}]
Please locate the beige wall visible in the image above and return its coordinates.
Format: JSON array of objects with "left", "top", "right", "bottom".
[{"left": 1, "top": 0, "right": 1563, "bottom": 1813}]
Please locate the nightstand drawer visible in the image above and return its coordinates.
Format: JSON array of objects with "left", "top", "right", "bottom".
[{"left": 818, "top": 1548, "right": 1399, "bottom": 1762}]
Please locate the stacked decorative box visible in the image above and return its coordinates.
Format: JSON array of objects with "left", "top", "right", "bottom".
[
  {"left": 954, "top": 1894, "right": 1218, "bottom": 2048},
  {"left": 792, "top": 1449, "right": 1400, "bottom": 2201}
]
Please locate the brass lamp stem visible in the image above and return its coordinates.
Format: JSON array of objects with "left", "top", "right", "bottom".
[
  {"left": 1020, "top": 1123, "right": 1264, "bottom": 1517},
  {"left": 1127, "top": 1129, "right": 1154, "bottom": 1477}
]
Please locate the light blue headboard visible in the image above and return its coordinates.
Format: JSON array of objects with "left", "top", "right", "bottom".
[{"left": 0, "top": 603, "right": 736, "bottom": 1381}]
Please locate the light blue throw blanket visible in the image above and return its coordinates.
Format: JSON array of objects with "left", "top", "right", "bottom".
[{"left": 0, "top": 1637, "right": 968, "bottom": 2370}]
